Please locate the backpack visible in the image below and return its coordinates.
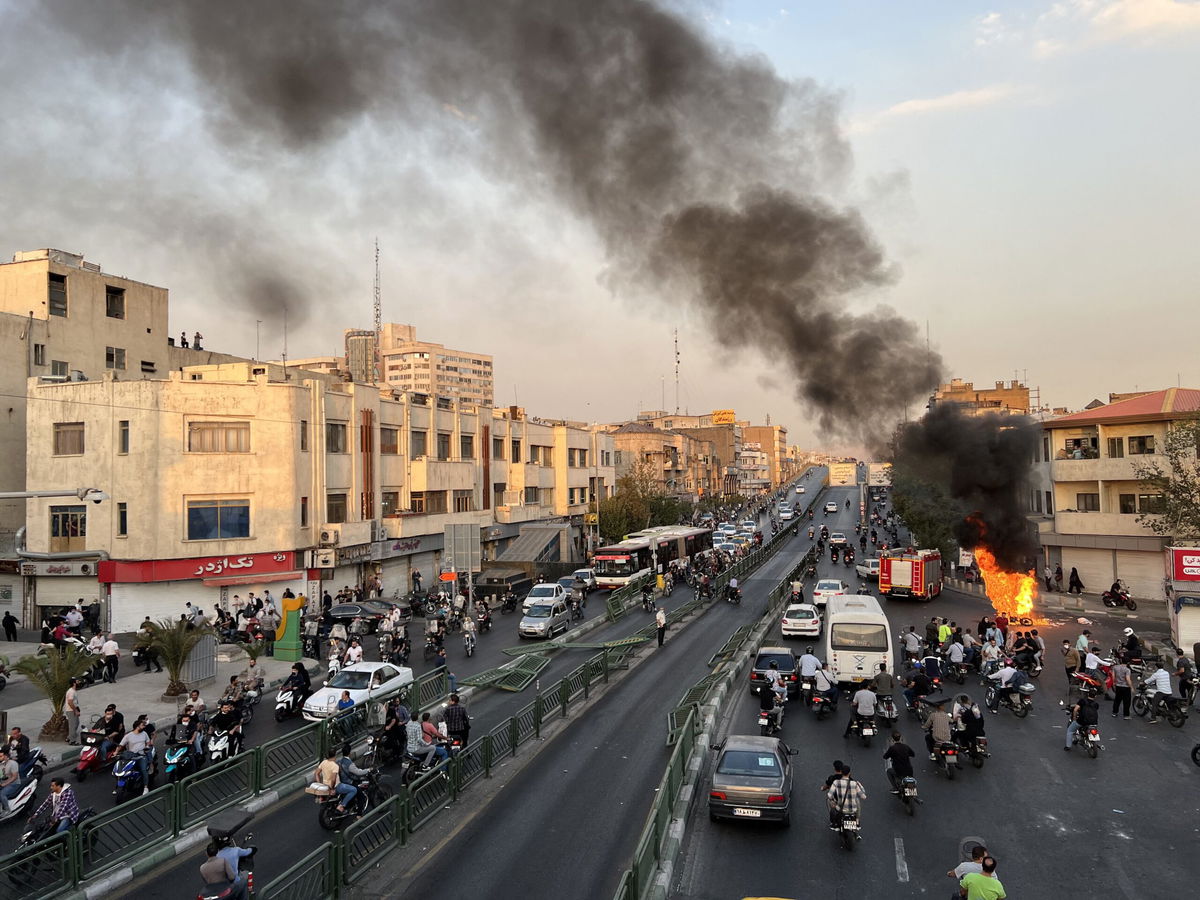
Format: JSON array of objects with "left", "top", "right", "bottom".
[{"left": 1077, "top": 699, "right": 1099, "bottom": 726}]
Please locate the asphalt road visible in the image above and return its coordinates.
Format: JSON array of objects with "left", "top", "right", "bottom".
[
  {"left": 669, "top": 546, "right": 1197, "bottom": 898},
  {"left": 108, "top": 489, "right": 813, "bottom": 898}
]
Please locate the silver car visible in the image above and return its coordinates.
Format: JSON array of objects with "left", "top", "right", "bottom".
[
  {"left": 519, "top": 601, "right": 570, "bottom": 639},
  {"left": 708, "top": 735, "right": 797, "bottom": 826}
]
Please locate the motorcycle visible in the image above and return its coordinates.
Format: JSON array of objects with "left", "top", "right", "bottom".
[
  {"left": 800, "top": 676, "right": 815, "bottom": 708},
  {"left": 961, "top": 733, "right": 989, "bottom": 769},
  {"left": 807, "top": 526, "right": 814, "bottom": 539},
  {"left": 875, "top": 694, "right": 899, "bottom": 725},
  {"left": 1067, "top": 711, "right": 1102, "bottom": 759},
  {"left": 846, "top": 715, "right": 876, "bottom": 746},
  {"left": 984, "top": 682, "right": 1036, "bottom": 718},
  {"left": 725, "top": 586, "right": 741, "bottom": 605},
  {"left": 112, "top": 749, "right": 156, "bottom": 803},
  {"left": 275, "top": 685, "right": 306, "bottom": 722},
  {"left": 500, "top": 593, "right": 518, "bottom": 614},
  {"left": 758, "top": 704, "right": 783, "bottom": 737},
  {"left": 75, "top": 730, "right": 120, "bottom": 782},
  {"left": 805, "top": 563, "right": 816, "bottom": 578},
  {"left": 642, "top": 590, "right": 655, "bottom": 613},
  {"left": 811, "top": 693, "right": 834, "bottom": 721},
  {"left": 895, "top": 774, "right": 919, "bottom": 816},
  {"left": 830, "top": 547, "right": 840, "bottom": 563},
  {"left": 1131, "top": 683, "right": 1189, "bottom": 727},
  {"left": 312, "top": 765, "right": 392, "bottom": 830},
  {"left": 206, "top": 729, "right": 242, "bottom": 765},
  {"left": 463, "top": 630, "right": 477, "bottom": 657},
  {"left": 0, "top": 753, "right": 45, "bottom": 825},
  {"left": 475, "top": 611, "right": 492, "bottom": 633},
  {"left": 834, "top": 810, "right": 860, "bottom": 850},
  {"left": 423, "top": 634, "right": 440, "bottom": 662},
  {"left": 945, "top": 660, "right": 968, "bottom": 685},
  {"left": 1102, "top": 582, "right": 1138, "bottom": 611},
  {"left": 931, "top": 741, "right": 960, "bottom": 780},
  {"left": 164, "top": 729, "right": 200, "bottom": 783},
  {"left": 196, "top": 808, "right": 256, "bottom": 900}
]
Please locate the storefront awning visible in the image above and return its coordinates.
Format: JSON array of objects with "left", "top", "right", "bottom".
[{"left": 203, "top": 570, "right": 305, "bottom": 587}]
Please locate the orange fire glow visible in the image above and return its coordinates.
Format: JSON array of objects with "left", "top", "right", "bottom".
[{"left": 974, "top": 546, "right": 1037, "bottom": 621}]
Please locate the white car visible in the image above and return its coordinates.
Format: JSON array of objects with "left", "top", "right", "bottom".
[
  {"left": 779, "top": 508, "right": 795, "bottom": 521},
  {"left": 572, "top": 568, "right": 597, "bottom": 592},
  {"left": 781, "top": 603, "right": 822, "bottom": 638},
  {"left": 740, "top": 519, "right": 756, "bottom": 530},
  {"left": 716, "top": 541, "right": 739, "bottom": 553},
  {"left": 855, "top": 558, "right": 880, "bottom": 581},
  {"left": 795, "top": 486, "right": 805, "bottom": 494},
  {"left": 829, "top": 532, "right": 847, "bottom": 546},
  {"left": 523, "top": 582, "right": 568, "bottom": 612},
  {"left": 811, "top": 579, "right": 847, "bottom": 608},
  {"left": 302, "top": 662, "right": 414, "bottom": 721},
  {"left": 824, "top": 501, "right": 839, "bottom": 514}
]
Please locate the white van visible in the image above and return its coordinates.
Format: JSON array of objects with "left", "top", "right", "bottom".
[{"left": 823, "top": 595, "right": 894, "bottom": 686}]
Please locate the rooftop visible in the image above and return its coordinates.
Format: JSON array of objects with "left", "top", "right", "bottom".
[{"left": 1050, "top": 388, "right": 1200, "bottom": 427}]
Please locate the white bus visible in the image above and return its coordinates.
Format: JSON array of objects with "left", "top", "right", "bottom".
[
  {"left": 593, "top": 526, "right": 713, "bottom": 589},
  {"left": 823, "top": 595, "right": 894, "bottom": 686}
]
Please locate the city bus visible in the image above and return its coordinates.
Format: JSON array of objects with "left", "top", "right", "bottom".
[{"left": 593, "top": 526, "right": 714, "bottom": 589}]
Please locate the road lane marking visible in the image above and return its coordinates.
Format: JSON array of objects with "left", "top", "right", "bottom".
[
  {"left": 894, "top": 836, "right": 909, "bottom": 882},
  {"left": 1039, "top": 757, "right": 1063, "bottom": 785}
]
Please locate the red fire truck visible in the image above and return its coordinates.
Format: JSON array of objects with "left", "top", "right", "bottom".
[{"left": 879, "top": 549, "right": 943, "bottom": 601}]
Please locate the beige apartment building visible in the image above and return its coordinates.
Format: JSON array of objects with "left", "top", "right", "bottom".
[
  {"left": 23, "top": 362, "right": 613, "bottom": 629},
  {"left": 608, "top": 422, "right": 718, "bottom": 499},
  {"left": 933, "top": 378, "right": 1031, "bottom": 416},
  {"left": 742, "top": 424, "right": 791, "bottom": 487},
  {"left": 1036, "top": 387, "right": 1200, "bottom": 597}
]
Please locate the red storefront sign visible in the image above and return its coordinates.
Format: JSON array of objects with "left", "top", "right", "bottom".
[
  {"left": 1168, "top": 548, "right": 1200, "bottom": 582},
  {"left": 98, "top": 552, "right": 296, "bottom": 584}
]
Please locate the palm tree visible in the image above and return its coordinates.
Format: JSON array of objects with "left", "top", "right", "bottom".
[
  {"left": 238, "top": 639, "right": 267, "bottom": 664},
  {"left": 138, "top": 618, "right": 215, "bottom": 697},
  {"left": 12, "top": 646, "right": 95, "bottom": 741}
]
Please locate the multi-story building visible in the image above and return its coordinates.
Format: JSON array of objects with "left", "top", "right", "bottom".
[
  {"left": 23, "top": 362, "right": 613, "bottom": 629},
  {"left": 1036, "top": 387, "right": 1200, "bottom": 596},
  {"left": 607, "top": 422, "right": 718, "bottom": 499},
  {"left": 634, "top": 410, "right": 743, "bottom": 496},
  {"left": 378, "top": 324, "right": 493, "bottom": 407},
  {"left": 932, "top": 378, "right": 1031, "bottom": 416},
  {"left": 736, "top": 442, "right": 770, "bottom": 494},
  {"left": 344, "top": 330, "right": 378, "bottom": 383},
  {"left": 742, "top": 424, "right": 791, "bottom": 487}
]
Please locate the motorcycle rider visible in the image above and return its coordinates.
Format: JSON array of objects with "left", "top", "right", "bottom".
[
  {"left": 95, "top": 705, "right": 126, "bottom": 765},
  {"left": 200, "top": 843, "right": 249, "bottom": 900},
  {"left": 4, "top": 728, "right": 31, "bottom": 779},
  {"left": 1173, "top": 648, "right": 1195, "bottom": 703},
  {"left": 727, "top": 576, "right": 739, "bottom": 602},
  {"left": 986, "top": 659, "right": 1022, "bottom": 712},
  {"left": 1064, "top": 689, "right": 1099, "bottom": 750},
  {"left": 442, "top": 693, "right": 472, "bottom": 747},
  {"left": 380, "top": 699, "right": 411, "bottom": 759},
  {"left": 902, "top": 664, "right": 932, "bottom": 709},
  {"left": 1142, "top": 659, "right": 1173, "bottom": 724},
  {"left": 900, "top": 627, "right": 922, "bottom": 662},
  {"left": 314, "top": 748, "right": 354, "bottom": 814},
  {"left": 336, "top": 743, "right": 371, "bottom": 811},
  {"left": 758, "top": 679, "right": 783, "bottom": 731},
  {"left": 281, "top": 663, "right": 312, "bottom": 709},
  {"left": 798, "top": 647, "right": 822, "bottom": 682},
  {"left": 872, "top": 663, "right": 896, "bottom": 710},
  {"left": 825, "top": 765, "right": 866, "bottom": 833},
  {"left": 116, "top": 717, "right": 154, "bottom": 796},
  {"left": 812, "top": 662, "right": 839, "bottom": 708},
  {"left": 882, "top": 731, "right": 915, "bottom": 793},
  {"left": 208, "top": 700, "right": 245, "bottom": 755},
  {"left": 1119, "top": 627, "right": 1143, "bottom": 662},
  {"left": 922, "top": 698, "right": 954, "bottom": 762},
  {"left": 843, "top": 682, "right": 877, "bottom": 738},
  {"left": 31, "top": 777, "right": 81, "bottom": 834},
  {"left": 952, "top": 694, "right": 986, "bottom": 750}
]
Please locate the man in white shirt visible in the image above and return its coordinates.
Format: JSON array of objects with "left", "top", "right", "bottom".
[
  {"left": 798, "top": 648, "right": 822, "bottom": 678},
  {"left": 843, "top": 684, "right": 877, "bottom": 737},
  {"left": 344, "top": 639, "right": 364, "bottom": 666},
  {"left": 100, "top": 634, "right": 120, "bottom": 682},
  {"left": 813, "top": 663, "right": 839, "bottom": 707},
  {"left": 1143, "top": 662, "right": 1173, "bottom": 724},
  {"left": 1083, "top": 646, "right": 1106, "bottom": 681},
  {"left": 947, "top": 641, "right": 965, "bottom": 666},
  {"left": 981, "top": 639, "right": 1002, "bottom": 672},
  {"left": 65, "top": 607, "right": 84, "bottom": 634},
  {"left": 900, "top": 627, "right": 922, "bottom": 661},
  {"left": 986, "top": 661, "right": 1020, "bottom": 712}
]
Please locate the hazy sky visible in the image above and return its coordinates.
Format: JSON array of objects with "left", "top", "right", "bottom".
[{"left": 1, "top": 1, "right": 1196, "bottom": 449}]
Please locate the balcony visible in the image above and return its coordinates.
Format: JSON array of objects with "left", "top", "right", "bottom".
[
  {"left": 1051, "top": 455, "right": 1154, "bottom": 482},
  {"left": 409, "top": 457, "right": 477, "bottom": 492},
  {"left": 381, "top": 511, "right": 489, "bottom": 540},
  {"left": 495, "top": 504, "right": 553, "bottom": 525},
  {"left": 1054, "top": 511, "right": 1157, "bottom": 538}
]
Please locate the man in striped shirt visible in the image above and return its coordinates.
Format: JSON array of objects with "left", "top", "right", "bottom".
[{"left": 826, "top": 766, "right": 866, "bottom": 831}]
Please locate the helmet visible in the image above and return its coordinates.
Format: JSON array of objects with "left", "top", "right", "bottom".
[
  {"left": 1004, "top": 658, "right": 1014, "bottom": 666},
  {"left": 806, "top": 646, "right": 814, "bottom": 654},
  {"left": 769, "top": 661, "right": 779, "bottom": 670},
  {"left": 912, "top": 662, "right": 923, "bottom": 670},
  {"left": 1122, "top": 627, "right": 1134, "bottom": 637}
]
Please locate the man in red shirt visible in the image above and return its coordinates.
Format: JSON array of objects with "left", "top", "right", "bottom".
[{"left": 994, "top": 614, "right": 1009, "bottom": 646}]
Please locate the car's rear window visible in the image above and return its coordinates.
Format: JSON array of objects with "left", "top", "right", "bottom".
[
  {"left": 754, "top": 652, "right": 795, "bottom": 672},
  {"left": 816, "top": 581, "right": 842, "bottom": 592},
  {"left": 717, "top": 750, "right": 782, "bottom": 777},
  {"left": 831, "top": 623, "right": 889, "bottom": 651},
  {"left": 785, "top": 606, "right": 816, "bottom": 618}
]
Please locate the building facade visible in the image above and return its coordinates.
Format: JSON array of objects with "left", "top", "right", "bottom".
[
  {"left": 1036, "top": 388, "right": 1200, "bottom": 597},
  {"left": 608, "top": 422, "right": 718, "bottom": 499},
  {"left": 742, "top": 424, "right": 791, "bottom": 487},
  {"left": 933, "top": 378, "right": 1031, "bottom": 416},
  {"left": 24, "top": 363, "right": 613, "bottom": 629}
]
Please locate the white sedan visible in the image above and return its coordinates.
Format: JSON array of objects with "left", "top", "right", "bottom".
[
  {"left": 781, "top": 603, "right": 822, "bottom": 638},
  {"left": 829, "top": 532, "right": 847, "bottom": 546},
  {"left": 302, "top": 662, "right": 414, "bottom": 721},
  {"left": 811, "top": 579, "right": 847, "bottom": 608}
]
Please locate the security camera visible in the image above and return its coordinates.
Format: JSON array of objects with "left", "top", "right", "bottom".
[{"left": 78, "top": 489, "right": 110, "bottom": 504}]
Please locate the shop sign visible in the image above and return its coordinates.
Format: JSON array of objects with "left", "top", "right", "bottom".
[
  {"left": 98, "top": 551, "right": 295, "bottom": 584},
  {"left": 1168, "top": 547, "right": 1200, "bottom": 581},
  {"left": 20, "top": 560, "right": 99, "bottom": 577},
  {"left": 336, "top": 544, "right": 374, "bottom": 565}
]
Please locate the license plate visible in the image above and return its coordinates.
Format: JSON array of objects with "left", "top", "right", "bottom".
[
  {"left": 732, "top": 808, "right": 761, "bottom": 818},
  {"left": 861, "top": 727, "right": 874, "bottom": 736},
  {"left": 842, "top": 819, "right": 860, "bottom": 830},
  {"left": 903, "top": 788, "right": 916, "bottom": 796}
]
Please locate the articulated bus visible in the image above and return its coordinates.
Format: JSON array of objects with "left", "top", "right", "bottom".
[{"left": 593, "top": 526, "right": 714, "bottom": 589}]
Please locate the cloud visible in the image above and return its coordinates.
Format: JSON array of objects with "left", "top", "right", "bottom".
[
  {"left": 1034, "top": 0, "right": 1200, "bottom": 54},
  {"left": 975, "top": 10, "right": 1020, "bottom": 46},
  {"left": 850, "top": 85, "right": 1024, "bottom": 134}
]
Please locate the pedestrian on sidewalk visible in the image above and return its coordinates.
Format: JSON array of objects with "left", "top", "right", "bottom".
[
  {"left": 65, "top": 677, "right": 82, "bottom": 744},
  {"left": 656, "top": 607, "right": 667, "bottom": 647},
  {"left": 1043, "top": 565, "right": 1054, "bottom": 592},
  {"left": 101, "top": 633, "right": 120, "bottom": 682},
  {"left": 1068, "top": 567, "right": 1084, "bottom": 594},
  {"left": 2, "top": 611, "right": 17, "bottom": 641},
  {"left": 1054, "top": 564, "right": 1063, "bottom": 591}
]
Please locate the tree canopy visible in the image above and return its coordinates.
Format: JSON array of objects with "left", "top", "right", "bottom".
[{"left": 1132, "top": 415, "right": 1200, "bottom": 541}]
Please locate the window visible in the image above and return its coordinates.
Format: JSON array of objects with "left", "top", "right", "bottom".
[
  {"left": 460, "top": 434, "right": 474, "bottom": 459},
  {"left": 1042, "top": 436, "right": 1050, "bottom": 462},
  {"left": 1045, "top": 491, "right": 1053, "bottom": 515},
  {"left": 186, "top": 499, "right": 250, "bottom": 540},
  {"left": 1107, "top": 437, "right": 1124, "bottom": 459},
  {"left": 300, "top": 496, "right": 309, "bottom": 527},
  {"left": 614, "top": 450, "right": 623, "bottom": 466},
  {"left": 188, "top": 421, "right": 250, "bottom": 453},
  {"left": 411, "top": 430, "right": 427, "bottom": 457},
  {"left": 1076, "top": 493, "right": 1100, "bottom": 512},
  {"left": 437, "top": 432, "right": 451, "bottom": 460},
  {"left": 326, "top": 422, "right": 348, "bottom": 454},
  {"left": 51, "top": 360, "right": 68, "bottom": 378},
  {"left": 117, "top": 502, "right": 128, "bottom": 537},
  {"left": 410, "top": 491, "right": 447, "bottom": 514},
  {"left": 381, "top": 427, "right": 399, "bottom": 455},
  {"left": 493, "top": 483, "right": 506, "bottom": 508},
  {"left": 105, "top": 286, "right": 125, "bottom": 319},
  {"left": 300, "top": 420, "right": 309, "bottom": 452},
  {"left": 453, "top": 490, "right": 473, "bottom": 512},
  {"left": 1138, "top": 494, "right": 1165, "bottom": 514},
  {"left": 1119, "top": 493, "right": 1136, "bottom": 514},
  {"left": 1128, "top": 435, "right": 1155, "bottom": 455},
  {"left": 105, "top": 346, "right": 126, "bottom": 370},
  {"left": 33, "top": 344, "right": 45, "bottom": 366},
  {"left": 50, "top": 505, "right": 87, "bottom": 540},
  {"left": 511, "top": 439, "right": 521, "bottom": 463},
  {"left": 492, "top": 438, "right": 504, "bottom": 460},
  {"left": 118, "top": 420, "right": 129, "bottom": 455},
  {"left": 382, "top": 491, "right": 400, "bottom": 516},
  {"left": 53, "top": 422, "right": 84, "bottom": 455},
  {"left": 1032, "top": 490, "right": 1042, "bottom": 513},
  {"left": 140, "top": 360, "right": 156, "bottom": 374},
  {"left": 326, "top": 493, "right": 347, "bottom": 524},
  {"left": 524, "top": 486, "right": 539, "bottom": 504},
  {"left": 48, "top": 273, "right": 67, "bottom": 317}
]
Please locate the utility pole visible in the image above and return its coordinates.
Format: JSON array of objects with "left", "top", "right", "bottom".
[
  {"left": 255, "top": 320, "right": 262, "bottom": 361},
  {"left": 282, "top": 306, "right": 288, "bottom": 367},
  {"left": 373, "top": 238, "right": 382, "bottom": 383}
]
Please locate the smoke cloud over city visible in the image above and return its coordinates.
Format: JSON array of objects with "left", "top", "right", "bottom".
[{"left": 29, "top": 0, "right": 941, "bottom": 439}]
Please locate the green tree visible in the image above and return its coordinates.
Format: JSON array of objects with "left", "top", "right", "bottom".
[
  {"left": 598, "top": 491, "right": 649, "bottom": 542},
  {"left": 1132, "top": 415, "right": 1200, "bottom": 540},
  {"left": 890, "top": 468, "right": 960, "bottom": 560},
  {"left": 136, "top": 617, "right": 217, "bottom": 697},
  {"left": 12, "top": 646, "right": 95, "bottom": 740}
]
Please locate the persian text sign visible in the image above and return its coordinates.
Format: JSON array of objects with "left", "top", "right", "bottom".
[
  {"left": 1168, "top": 547, "right": 1200, "bottom": 581},
  {"left": 99, "top": 551, "right": 295, "bottom": 584}
]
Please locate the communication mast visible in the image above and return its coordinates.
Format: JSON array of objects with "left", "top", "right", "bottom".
[
  {"left": 373, "top": 238, "right": 382, "bottom": 383},
  {"left": 673, "top": 328, "right": 680, "bottom": 415}
]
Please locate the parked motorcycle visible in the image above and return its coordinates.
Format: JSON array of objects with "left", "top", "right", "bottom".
[{"left": 75, "top": 730, "right": 119, "bottom": 782}]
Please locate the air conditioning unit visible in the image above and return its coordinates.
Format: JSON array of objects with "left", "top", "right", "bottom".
[
  {"left": 319, "top": 525, "right": 341, "bottom": 547},
  {"left": 313, "top": 548, "right": 336, "bottom": 568},
  {"left": 370, "top": 520, "right": 384, "bottom": 543}
]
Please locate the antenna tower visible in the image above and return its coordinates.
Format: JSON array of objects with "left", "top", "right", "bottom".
[
  {"left": 673, "top": 328, "right": 680, "bottom": 414},
  {"left": 373, "top": 238, "right": 382, "bottom": 383}
]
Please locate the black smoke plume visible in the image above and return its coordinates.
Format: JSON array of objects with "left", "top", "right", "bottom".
[
  {"left": 892, "top": 404, "right": 1040, "bottom": 570},
  {"left": 33, "top": 0, "right": 942, "bottom": 439}
]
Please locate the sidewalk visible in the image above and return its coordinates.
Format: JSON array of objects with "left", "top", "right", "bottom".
[
  {"left": 1, "top": 647, "right": 316, "bottom": 768},
  {"left": 944, "top": 577, "right": 1170, "bottom": 625}
]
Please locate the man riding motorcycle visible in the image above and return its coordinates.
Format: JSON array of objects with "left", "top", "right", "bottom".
[{"left": 208, "top": 700, "right": 245, "bottom": 756}]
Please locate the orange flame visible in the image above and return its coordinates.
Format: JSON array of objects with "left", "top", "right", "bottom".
[{"left": 974, "top": 546, "right": 1037, "bottom": 621}]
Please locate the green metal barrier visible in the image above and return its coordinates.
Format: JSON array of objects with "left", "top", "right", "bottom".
[
  {"left": 177, "top": 752, "right": 258, "bottom": 829},
  {"left": 342, "top": 795, "right": 407, "bottom": 883},
  {"left": 513, "top": 698, "right": 541, "bottom": 743},
  {"left": 409, "top": 768, "right": 454, "bottom": 830},
  {"left": 414, "top": 666, "right": 448, "bottom": 713},
  {"left": 79, "top": 784, "right": 176, "bottom": 879},
  {"left": 493, "top": 654, "right": 550, "bottom": 691},
  {"left": 452, "top": 738, "right": 489, "bottom": 792},
  {"left": 258, "top": 721, "right": 322, "bottom": 789},
  {"left": 257, "top": 841, "right": 340, "bottom": 900},
  {"left": 0, "top": 830, "right": 72, "bottom": 900},
  {"left": 706, "top": 624, "right": 753, "bottom": 667}
]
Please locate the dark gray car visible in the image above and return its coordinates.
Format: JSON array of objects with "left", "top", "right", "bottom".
[{"left": 708, "top": 735, "right": 797, "bottom": 826}]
